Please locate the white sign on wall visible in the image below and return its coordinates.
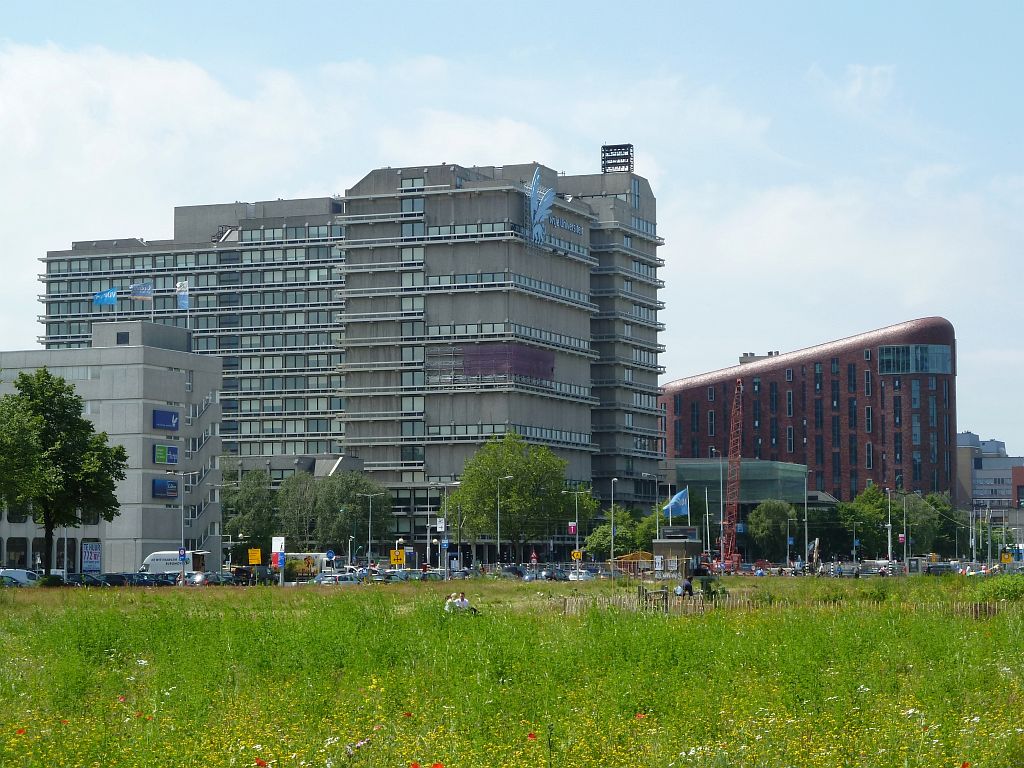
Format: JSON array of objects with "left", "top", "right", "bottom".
[{"left": 82, "top": 542, "right": 102, "bottom": 573}]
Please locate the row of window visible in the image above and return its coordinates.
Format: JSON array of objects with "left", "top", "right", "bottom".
[
  {"left": 425, "top": 222, "right": 512, "bottom": 238},
  {"left": 190, "top": 311, "right": 338, "bottom": 330},
  {"left": 227, "top": 374, "right": 340, "bottom": 392},
  {"left": 233, "top": 396, "right": 343, "bottom": 413},
  {"left": 239, "top": 225, "right": 343, "bottom": 242},
  {"left": 237, "top": 419, "right": 338, "bottom": 435},
  {"left": 230, "top": 439, "right": 340, "bottom": 456}
]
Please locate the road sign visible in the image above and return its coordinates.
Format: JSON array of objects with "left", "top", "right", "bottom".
[
  {"left": 436, "top": 518, "right": 446, "bottom": 533},
  {"left": 787, "top": 536, "right": 794, "bottom": 545},
  {"left": 441, "top": 538, "right": 449, "bottom": 550},
  {"left": 530, "top": 549, "right": 538, "bottom": 564},
  {"left": 571, "top": 549, "right": 583, "bottom": 561},
  {"left": 568, "top": 522, "right": 577, "bottom": 535},
  {"left": 325, "top": 549, "right": 335, "bottom": 562},
  {"left": 898, "top": 533, "right": 906, "bottom": 544},
  {"left": 272, "top": 536, "right": 285, "bottom": 553},
  {"left": 248, "top": 548, "right": 262, "bottom": 565},
  {"left": 390, "top": 549, "right": 406, "bottom": 566},
  {"left": 178, "top": 547, "right": 187, "bottom": 562}
]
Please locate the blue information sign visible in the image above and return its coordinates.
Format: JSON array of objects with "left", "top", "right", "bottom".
[
  {"left": 441, "top": 539, "right": 449, "bottom": 549},
  {"left": 325, "top": 549, "right": 335, "bottom": 561},
  {"left": 152, "top": 478, "right": 179, "bottom": 498},
  {"left": 787, "top": 536, "right": 794, "bottom": 546},
  {"left": 178, "top": 548, "right": 187, "bottom": 562},
  {"left": 153, "top": 409, "right": 180, "bottom": 431}
]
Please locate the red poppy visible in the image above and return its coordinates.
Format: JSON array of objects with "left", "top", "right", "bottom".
[
  {"left": 146, "top": 715, "right": 153, "bottom": 721},
  {"left": 431, "top": 763, "right": 444, "bottom": 768},
  {"left": 117, "top": 695, "right": 126, "bottom": 703},
  {"left": 255, "top": 759, "right": 268, "bottom": 767},
  {"left": 410, "top": 763, "right": 420, "bottom": 768},
  {"left": 527, "top": 732, "right": 537, "bottom": 741},
  {"left": 962, "top": 763, "right": 970, "bottom": 768},
  {"left": 403, "top": 712, "right": 413, "bottom": 718},
  {"left": 635, "top": 713, "right": 647, "bottom": 719},
  {"left": 16, "top": 728, "right": 26, "bottom": 735},
  {"left": 60, "top": 720, "right": 69, "bottom": 725}
]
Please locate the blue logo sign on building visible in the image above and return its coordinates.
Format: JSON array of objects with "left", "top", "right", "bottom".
[
  {"left": 527, "top": 167, "right": 555, "bottom": 243},
  {"left": 152, "top": 478, "right": 179, "bottom": 499},
  {"left": 152, "top": 409, "right": 180, "bottom": 431}
]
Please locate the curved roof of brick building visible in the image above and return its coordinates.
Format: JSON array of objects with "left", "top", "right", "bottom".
[{"left": 662, "top": 316, "right": 955, "bottom": 392}]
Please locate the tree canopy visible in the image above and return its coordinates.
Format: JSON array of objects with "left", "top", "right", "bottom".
[
  {"left": 746, "top": 499, "right": 798, "bottom": 562},
  {"left": 450, "top": 432, "right": 587, "bottom": 562},
  {"left": 223, "top": 467, "right": 389, "bottom": 561},
  {"left": 0, "top": 368, "right": 128, "bottom": 575}
]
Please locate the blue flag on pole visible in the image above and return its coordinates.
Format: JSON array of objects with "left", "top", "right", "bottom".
[
  {"left": 92, "top": 287, "right": 118, "bottom": 305},
  {"left": 662, "top": 487, "right": 690, "bottom": 519},
  {"left": 130, "top": 282, "right": 154, "bottom": 301}
]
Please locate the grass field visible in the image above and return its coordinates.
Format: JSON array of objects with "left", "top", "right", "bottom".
[{"left": 1, "top": 577, "right": 1023, "bottom": 768}]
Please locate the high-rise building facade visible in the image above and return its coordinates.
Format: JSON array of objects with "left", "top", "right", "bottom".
[
  {"left": 39, "top": 149, "right": 664, "bottom": 548},
  {"left": 660, "top": 318, "right": 957, "bottom": 502}
]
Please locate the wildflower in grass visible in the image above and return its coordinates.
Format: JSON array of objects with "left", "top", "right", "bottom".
[
  {"left": 431, "top": 763, "right": 444, "bottom": 768},
  {"left": 117, "top": 695, "right": 126, "bottom": 702},
  {"left": 635, "top": 713, "right": 647, "bottom": 719},
  {"left": 527, "top": 732, "right": 537, "bottom": 741},
  {"left": 16, "top": 728, "right": 26, "bottom": 735},
  {"left": 255, "top": 759, "right": 268, "bottom": 767},
  {"left": 402, "top": 711, "right": 413, "bottom": 718},
  {"left": 410, "top": 763, "right": 420, "bottom": 768},
  {"left": 373, "top": 724, "right": 383, "bottom": 731}
]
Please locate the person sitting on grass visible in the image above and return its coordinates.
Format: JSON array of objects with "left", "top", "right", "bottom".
[
  {"left": 443, "top": 592, "right": 458, "bottom": 612},
  {"left": 455, "top": 591, "right": 479, "bottom": 614}
]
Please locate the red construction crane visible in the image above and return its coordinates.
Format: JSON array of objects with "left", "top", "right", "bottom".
[{"left": 721, "top": 378, "right": 744, "bottom": 571}]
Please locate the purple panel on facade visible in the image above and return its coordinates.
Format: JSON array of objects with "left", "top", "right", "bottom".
[{"left": 462, "top": 344, "right": 555, "bottom": 379}]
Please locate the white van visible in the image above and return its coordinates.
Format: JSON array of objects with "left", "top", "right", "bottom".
[
  {"left": 0, "top": 568, "right": 41, "bottom": 586},
  {"left": 139, "top": 550, "right": 209, "bottom": 574}
]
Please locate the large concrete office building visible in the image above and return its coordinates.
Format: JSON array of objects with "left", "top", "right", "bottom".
[
  {"left": 660, "top": 318, "right": 958, "bottom": 502},
  {"left": 0, "top": 321, "right": 222, "bottom": 573},
  {"left": 956, "top": 432, "right": 1024, "bottom": 537},
  {"left": 39, "top": 147, "right": 664, "bottom": 550}
]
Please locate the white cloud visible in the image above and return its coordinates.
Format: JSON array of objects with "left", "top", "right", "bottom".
[{"left": 808, "top": 63, "right": 895, "bottom": 117}]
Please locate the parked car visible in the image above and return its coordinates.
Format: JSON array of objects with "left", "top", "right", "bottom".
[
  {"left": 0, "top": 568, "right": 40, "bottom": 587},
  {"left": 64, "top": 573, "right": 108, "bottom": 587},
  {"left": 540, "top": 568, "right": 569, "bottom": 582},
  {"left": 231, "top": 565, "right": 274, "bottom": 585},
  {"left": 185, "top": 571, "right": 229, "bottom": 587},
  {"left": 371, "top": 570, "right": 408, "bottom": 583},
  {"left": 1, "top": 574, "right": 23, "bottom": 587},
  {"left": 567, "top": 569, "right": 595, "bottom": 581},
  {"left": 313, "top": 573, "right": 360, "bottom": 586},
  {"left": 498, "top": 565, "right": 527, "bottom": 579},
  {"left": 99, "top": 573, "right": 133, "bottom": 587}
]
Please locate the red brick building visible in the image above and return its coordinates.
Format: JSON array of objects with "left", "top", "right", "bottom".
[{"left": 661, "top": 317, "right": 957, "bottom": 502}]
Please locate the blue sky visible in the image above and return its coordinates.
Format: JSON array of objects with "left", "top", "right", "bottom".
[{"left": 2, "top": 1, "right": 1022, "bottom": 451}]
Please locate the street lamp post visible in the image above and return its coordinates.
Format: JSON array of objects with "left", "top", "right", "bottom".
[
  {"left": 562, "top": 489, "right": 588, "bottom": 572},
  {"left": 496, "top": 475, "right": 512, "bottom": 565},
  {"left": 441, "top": 481, "right": 460, "bottom": 572},
  {"left": 786, "top": 517, "right": 797, "bottom": 568},
  {"left": 347, "top": 535, "right": 355, "bottom": 566},
  {"left": 166, "top": 469, "right": 198, "bottom": 586},
  {"left": 903, "top": 492, "right": 909, "bottom": 567},
  {"left": 803, "top": 470, "right": 809, "bottom": 573},
  {"left": 885, "top": 487, "right": 893, "bottom": 565},
  {"left": 610, "top": 477, "right": 618, "bottom": 573},
  {"left": 711, "top": 449, "right": 724, "bottom": 563},
  {"left": 356, "top": 492, "right": 385, "bottom": 567},
  {"left": 431, "top": 539, "right": 440, "bottom": 569}
]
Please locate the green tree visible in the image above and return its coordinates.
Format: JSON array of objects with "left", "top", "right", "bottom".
[
  {"left": 314, "top": 471, "right": 390, "bottom": 559},
  {"left": 224, "top": 469, "right": 277, "bottom": 557},
  {"left": 837, "top": 484, "right": 889, "bottom": 560},
  {"left": 276, "top": 473, "right": 320, "bottom": 551},
  {"left": 3, "top": 369, "right": 128, "bottom": 575},
  {"left": 583, "top": 511, "right": 638, "bottom": 561},
  {"left": 747, "top": 499, "right": 797, "bottom": 561},
  {"left": 451, "top": 433, "right": 570, "bottom": 562},
  {"left": 0, "top": 395, "right": 47, "bottom": 505}
]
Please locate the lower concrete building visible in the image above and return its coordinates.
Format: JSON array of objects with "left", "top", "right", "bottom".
[
  {"left": 0, "top": 321, "right": 222, "bottom": 573},
  {"left": 956, "top": 431, "right": 1024, "bottom": 546}
]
